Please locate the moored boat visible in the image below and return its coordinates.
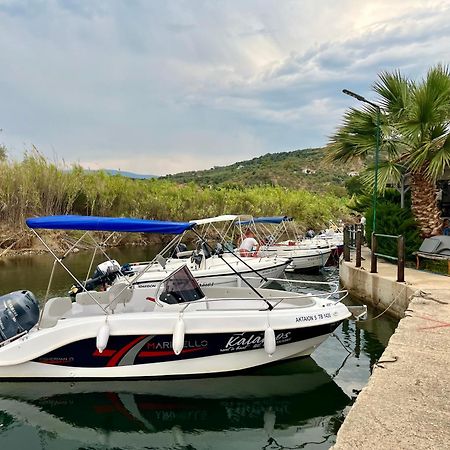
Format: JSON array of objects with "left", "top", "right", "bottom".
[
  {"left": 238, "top": 216, "right": 333, "bottom": 271},
  {"left": 0, "top": 215, "right": 352, "bottom": 380}
]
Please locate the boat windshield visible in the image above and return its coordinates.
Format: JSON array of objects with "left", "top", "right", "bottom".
[{"left": 158, "top": 265, "right": 205, "bottom": 304}]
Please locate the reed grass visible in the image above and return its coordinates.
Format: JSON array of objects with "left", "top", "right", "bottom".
[{"left": 0, "top": 153, "right": 349, "bottom": 232}]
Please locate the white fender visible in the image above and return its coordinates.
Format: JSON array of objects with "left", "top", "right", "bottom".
[
  {"left": 264, "top": 327, "right": 276, "bottom": 356},
  {"left": 96, "top": 323, "right": 110, "bottom": 353},
  {"left": 172, "top": 318, "right": 185, "bottom": 355}
]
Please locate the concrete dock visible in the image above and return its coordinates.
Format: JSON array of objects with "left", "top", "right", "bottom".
[{"left": 334, "top": 249, "right": 450, "bottom": 449}]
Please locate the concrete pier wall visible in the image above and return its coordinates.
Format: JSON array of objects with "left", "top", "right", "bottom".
[
  {"left": 334, "top": 249, "right": 450, "bottom": 449},
  {"left": 339, "top": 257, "right": 414, "bottom": 319}
]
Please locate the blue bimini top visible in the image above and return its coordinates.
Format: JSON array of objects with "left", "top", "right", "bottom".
[
  {"left": 239, "top": 216, "right": 293, "bottom": 226},
  {"left": 26, "top": 215, "right": 195, "bottom": 235}
]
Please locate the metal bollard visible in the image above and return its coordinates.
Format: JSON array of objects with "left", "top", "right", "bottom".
[
  {"left": 397, "top": 235, "right": 405, "bottom": 282},
  {"left": 355, "top": 227, "right": 362, "bottom": 268},
  {"left": 343, "top": 225, "right": 350, "bottom": 262},
  {"left": 370, "top": 232, "right": 377, "bottom": 273}
]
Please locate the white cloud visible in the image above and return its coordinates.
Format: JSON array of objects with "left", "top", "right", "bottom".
[{"left": 0, "top": 0, "right": 449, "bottom": 174}]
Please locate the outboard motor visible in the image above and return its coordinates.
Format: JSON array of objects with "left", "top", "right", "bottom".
[
  {"left": 70, "top": 259, "right": 121, "bottom": 297},
  {"left": 214, "top": 242, "right": 224, "bottom": 255},
  {"left": 170, "top": 243, "right": 188, "bottom": 258},
  {"left": 201, "top": 242, "right": 212, "bottom": 259},
  {"left": 191, "top": 250, "right": 203, "bottom": 268},
  {"left": 0, "top": 290, "right": 39, "bottom": 343}
]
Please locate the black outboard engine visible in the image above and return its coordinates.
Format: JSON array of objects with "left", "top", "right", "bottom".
[
  {"left": 214, "top": 242, "right": 224, "bottom": 255},
  {"left": 201, "top": 242, "right": 212, "bottom": 259},
  {"left": 70, "top": 260, "right": 121, "bottom": 297},
  {"left": 170, "top": 243, "right": 188, "bottom": 258},
  {"left": 191, "top": 250, "right": 203, "bottom": 268},
  {"left": 0, "top": 290, "right": 39, "bottom": 343}
]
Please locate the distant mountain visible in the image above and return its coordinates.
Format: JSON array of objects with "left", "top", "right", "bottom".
[
  {"left": 162, "top": 147, "right": 365, "bottom": 194},
  {"left": 100, "top": 169, "right": 157, "bottom": 179}
]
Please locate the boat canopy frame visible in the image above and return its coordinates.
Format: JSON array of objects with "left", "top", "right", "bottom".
[
  {"left": 235, "top": 216, "right": 303, "bottom": 247},
  {"left": 25, "top": 214, "right": 350, "bottom": 320},
  {"left": 26, "top": 214, "right": 274, "bottom": 315},
  {"left": 26, "top": 215, "right": 197, "bottom": 318}
]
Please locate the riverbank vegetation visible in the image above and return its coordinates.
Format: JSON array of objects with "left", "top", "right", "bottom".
[{"left": 0, "top": 152, "right": 349, "bottom": 251}]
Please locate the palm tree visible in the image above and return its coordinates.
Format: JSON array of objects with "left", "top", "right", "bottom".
[{"left": 329, "top": 65, "right": 450, "bottom": 237}]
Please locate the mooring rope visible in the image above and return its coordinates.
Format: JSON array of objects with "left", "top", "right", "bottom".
[{"left": 364, "top": 284, "right": 408, "bottom": 321}]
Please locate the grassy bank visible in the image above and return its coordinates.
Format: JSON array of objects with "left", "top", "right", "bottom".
[{"left": 0, "top": 154, "right": 349, "bottom": 250}]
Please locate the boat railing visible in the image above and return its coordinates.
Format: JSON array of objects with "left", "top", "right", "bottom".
[
  {"left": 172, "top": 288, "right": 349, "bottom": 314},
  {"left": 269, "top": 289, "right": 348, "bottom": 310},
  {"left": 246, "top": 275, "right": 340, "bottom": 292}
]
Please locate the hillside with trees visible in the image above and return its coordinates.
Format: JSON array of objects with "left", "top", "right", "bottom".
[{"left": 162, "top": 147, "right": 364, "bottom": 195}]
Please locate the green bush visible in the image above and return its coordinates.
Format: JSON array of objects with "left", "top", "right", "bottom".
[{"left": 364, "top": 201, "right": 421, "bottom": 260}]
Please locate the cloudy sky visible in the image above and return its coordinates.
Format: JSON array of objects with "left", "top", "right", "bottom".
[{"left": 1, "top": 0, "right": 449, "bottom": 175}]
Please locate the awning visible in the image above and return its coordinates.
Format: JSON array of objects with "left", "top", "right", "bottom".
[
  {"left": 239, "top": 216, "right": 293, "bottom": 226},
  {"left": 26, "top": 215, "right": 195, "bottom": 235}
]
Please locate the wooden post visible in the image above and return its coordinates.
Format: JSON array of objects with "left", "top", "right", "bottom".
[
  {"left": 370, "top": 232, "right": 377, "bottom": 273},
  {"left": 397, "top": 235, "right": 405, "bottom": 282},
  {"left": 343, "top": 225, "right": 350, "bottom": 262},
  {"left": 355, "top": 227, "right": 362, "bottom": 268}
]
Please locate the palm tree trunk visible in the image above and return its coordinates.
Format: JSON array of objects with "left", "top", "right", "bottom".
[{"left": 410, "top": 170, "right": 442, "bottom": 237}]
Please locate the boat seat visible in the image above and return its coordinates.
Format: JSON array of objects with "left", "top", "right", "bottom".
[
  {"left": 39, "top": 297, "right": 73, "bottom": 329},
  {"left": 76, "top": 282, "right": 133, "bottom": 311},
  {"left": 106, "top": 282, "right": 133, "bottom": 311}
]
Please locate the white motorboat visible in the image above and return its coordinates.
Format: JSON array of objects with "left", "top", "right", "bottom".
[
  {"left": 238, "top": 216, "right": 333, "bottom": 271},
  {"left": 121, "top": 251, "right": 290, "bottom": 289},
  {"left": 108, "top": 214, "right": 291, "bottom": 289},
  {"left": 264, "top": 245, "right": 332, "bottom": 271},
  {"left": 0, "top": 215, "right": 352, "bottom": 380}
]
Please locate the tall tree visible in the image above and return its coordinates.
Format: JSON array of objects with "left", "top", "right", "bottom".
[{"left": 329, "top": 65, "right": 450, "bottom": 237}]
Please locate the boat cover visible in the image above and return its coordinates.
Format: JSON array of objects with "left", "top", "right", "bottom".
[
  {"left": 239, "top": 216, "right": 293, "bottom": 225},
  {"left": 26, "top": 215, "right": 195, "bottom": 234},
  {"left": 189, "top": 215, "right": 240, "bottom": 225}
]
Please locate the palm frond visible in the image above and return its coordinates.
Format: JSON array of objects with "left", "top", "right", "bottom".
[
  {"left": 359, "top": 160, "right": 405, "bottom": 193},
  {"left": 426, "top": 134, "right": 450, "bottom": 179},
  {"left": 327, "top": 107, "right": 380, "bottom": 162},
  {"left": 373, "top": 70, "right": 411, "bottom": 118}
]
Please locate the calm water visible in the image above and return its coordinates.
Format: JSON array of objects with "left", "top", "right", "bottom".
[{"left": 0, "top": 248, "right": 398, "bottom": 450}]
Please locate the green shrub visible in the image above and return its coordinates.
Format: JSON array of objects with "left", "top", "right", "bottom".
[{"left": 364, "top": 201, "right": 421, "bottom": 260}]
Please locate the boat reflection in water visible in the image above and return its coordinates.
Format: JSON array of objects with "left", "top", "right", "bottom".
[{"left": 0, "top": 358, "right": 349, "bottom": 449}]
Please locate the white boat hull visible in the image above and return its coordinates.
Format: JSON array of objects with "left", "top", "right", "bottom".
[
  {"left": 261, "top": 247, "right": 332, "bottom": 270},
  {"left": 0, "top": 295, "right": 349, "bottom": 379},
  {"left": 127, "top": 256, "right": 290, "bottom": 288},
  {"left": 0, "top": 334, "right": 332, "bottom": 379}
]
